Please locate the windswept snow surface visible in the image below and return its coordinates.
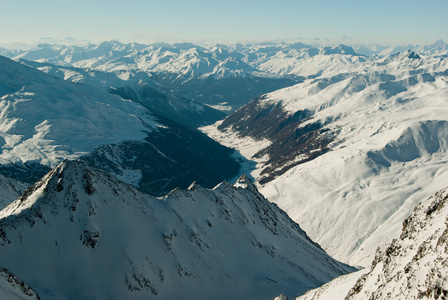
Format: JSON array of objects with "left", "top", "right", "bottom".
[
  {"left": 0, "top": 55, "right": 158, "bottom": 167},
  {"left": 0, "top": 160, "right": 354, "bottom": 300},
  {"left": 205, "top": 50, "right": 448, "bottom": 268}
]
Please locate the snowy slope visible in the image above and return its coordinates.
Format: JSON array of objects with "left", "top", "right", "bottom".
[
  {"left": 0, "top": 55, "right": 158, "bottom": 167},
  {"left": 18, "top": 59, "right": 226, "bottom": 127},
  {"left": 204, "top": 50, "right": 448, "bottom": 267},
  {"left": 295, "top": 269, "right": 369, "bottom": 300},
  {"left": 297, "top": 185, "right": 448, "bottom": 300},
  {"left": 0, "top": 55, "right": 240, "bottom": 196},
  {"left": 345, "top": 185, "right": 448, "bottom": 299},
  {"left": 0, "top": 160, "right": 354, "bottom": 299}
]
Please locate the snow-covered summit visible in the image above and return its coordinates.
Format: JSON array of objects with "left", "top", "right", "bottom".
[
  {"left": 320, "top": 44, "right": 360, "bottom": 56},
  {"left": 0, "top": 160, "right": 354, "bottom": 299}
]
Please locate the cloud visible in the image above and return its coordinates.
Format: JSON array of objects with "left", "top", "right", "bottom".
[{"left": 342, "top": 34, "right": 352, "bottom": 40}]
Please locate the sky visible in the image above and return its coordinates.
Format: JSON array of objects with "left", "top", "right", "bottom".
[{"left": 1, "top": 0, "right": 447, "bottom": 49}]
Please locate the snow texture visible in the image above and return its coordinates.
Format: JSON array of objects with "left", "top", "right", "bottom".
[
  {"left": 0, "top": 55, "right": 158, "bottom": 167},
  {"left": 345, "top": 186, "right": 448, "bottom": 299},
  {"left": 0, "top": 160, "right": 354, "bottom": 300}
]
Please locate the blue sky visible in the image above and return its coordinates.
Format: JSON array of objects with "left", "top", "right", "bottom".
[{"left": 2, "top": 0, "right": 447, "bottom": 48}]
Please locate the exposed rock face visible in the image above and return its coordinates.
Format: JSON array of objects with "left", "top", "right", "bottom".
[{"left": 346, "top": 187, "right": 448, "bottom": 299}]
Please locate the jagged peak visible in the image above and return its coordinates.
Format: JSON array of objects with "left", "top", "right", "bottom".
[
  {"left": 187, "top": 181, "right": 201, "bottom": 191},
  {"left": 0, "top": 159, "right": 129, "bottom": 220},
  {"left": 406, "top": 50, "right": 421, "bottom": 59},
  {"left": 320, "top": 44, "right": 359, "bottom": 56},
  {"left": 233, "top": 174, "right": 258, "bottom": 192}
]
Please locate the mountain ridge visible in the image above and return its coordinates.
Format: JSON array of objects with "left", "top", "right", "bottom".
[{"left": 0, "top": 159, "right": 354, "bottom": 299}]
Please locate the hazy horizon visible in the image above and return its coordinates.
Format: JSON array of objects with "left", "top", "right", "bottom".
[{"left": 3, "top": 0, "right": 447, "bottom": 50}]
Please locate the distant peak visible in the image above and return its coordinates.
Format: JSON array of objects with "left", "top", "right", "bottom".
[
  {"left": 320, "top": 44, "right": 359, "bottom": 56},
  {"left": 406, "top": 50, "right": 421, "bottom": 59}
]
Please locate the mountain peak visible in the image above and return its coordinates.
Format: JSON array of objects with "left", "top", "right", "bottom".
[
  {"left": 406, "top": 50, "right": 421, "bottom": 59},
  {"left": 234, "top": 174, "right": 255, "bottom": 189},
  {"left": 433, "top": 39, "right": 447, "bottom": 46},
  {"left": 320, "top": 44, "right": 359, "bottom": 56},
  {"left": 0, "top": 160, "right": 354, "bottom": 299}
]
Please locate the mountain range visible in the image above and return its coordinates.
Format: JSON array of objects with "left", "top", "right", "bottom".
[
  {"left": 0, "top": 55, "right": 239, "bottom": 196},
  {"left": 0, "top": 39, "right": 447, "bottom": 299},
  {"left": 4, "top": 40, "right": 445, "bottom": 114},
  {"left": 203, "top": 48, "right": 448, "bottom": 268}
]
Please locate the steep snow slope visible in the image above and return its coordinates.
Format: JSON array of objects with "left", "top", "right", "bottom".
[
  {"left": 0, "top": 160, "right": 354, "bottom": 300},
  {"left": 296, "top": 185, "right": 448, "bottom": 300},
  {"left": 204, "top": 51, "right": 448, "bottom": 267}
]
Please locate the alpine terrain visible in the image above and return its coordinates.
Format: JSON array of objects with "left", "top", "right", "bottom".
[
  {"left": 203, "top": 47, "right": 448, "bottom": 267},
  {"left": 0, "top": 39, "right": 447, "bottom": 299},
  {"left": 0, "top": 55, "right": 239, "bottom": 196},
  {"left": 297, "top": 185, "right": 448, "bottom": 300},
  {"left": 1, "top": 41, "right": 300, "bottom": 112},
  {"left": 0, "top": 160, "right": 354, "bottom": 299}
]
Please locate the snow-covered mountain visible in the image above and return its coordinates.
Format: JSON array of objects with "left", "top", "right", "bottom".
[
  {"left": 0, "top": 160, "right": 354, "bottom": 299},
  {"left": 203, "top": 49, "right": 448, "bottom": 267},
  {"left": 0, "top": 55, "right": 239, "bottom": 195},
  {"left": 297, "top": 185, "right": 448, "bottom": 300},
  {"left": 0, "top": 55, "right": 157, "bottom": 166},
  {"left": 18, "top": 58, "right": 226, "bottom": 128},
  {"left": 3, "top": 41, "right": 299, "bottom": 111},
  {"left": 5, "top": 40, "right": 445, "bottom": 113},
  {"left": 109, "top": 83, "right": 226, "bottom": 127},
  {"left": 353, "top": 40, "right": 448, "bottom": 56}
]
